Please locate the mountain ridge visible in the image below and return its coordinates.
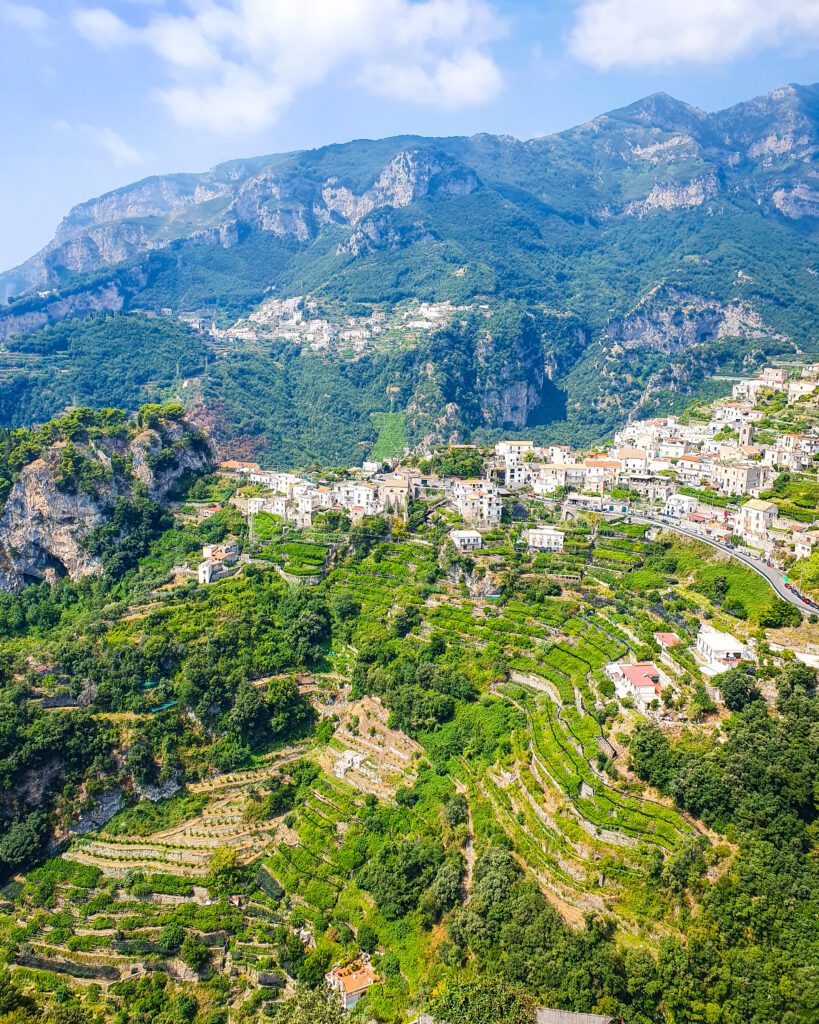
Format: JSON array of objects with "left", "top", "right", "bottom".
[
  {"left": 5, "top": 81, "right": 819, "bottom": 300},
  {"left": 0, "top": 81, "right": 818, "bottom": 464}
]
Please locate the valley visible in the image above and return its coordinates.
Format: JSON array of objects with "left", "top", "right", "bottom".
[{"left": 2, "top": 85, "right": 819, "bottom": 463}]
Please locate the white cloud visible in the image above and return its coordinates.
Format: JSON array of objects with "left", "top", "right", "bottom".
[
  {"left": 0, "top": 2, "right": 50, "bottom": 31},
  {"left": 569, "top": 0, "right": 819, "bottom": 69},
  {"left": 70, "top": 0, "right": 505, "bottom": 135},
  {"left": 55, "top": 120, "right": 142, "bottom": 166}
]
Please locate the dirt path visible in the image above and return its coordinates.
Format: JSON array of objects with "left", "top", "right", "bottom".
[{"left": 454, "top": 779, "right": 475, "bottom": 894}]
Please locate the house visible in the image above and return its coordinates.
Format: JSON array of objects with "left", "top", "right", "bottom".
[
  {"left": 794, "top": 531, "right": 819, "bottom": 559},
  {"left": 218, "top": 460, "right": 260, "bottom": 475},
  {"left": 583, "top": 458, "right": 622, "bottom": 492},
  {"left": 523, "top": 526, "right": 565, "bottom": 551},
  {"left": 449, "top": 529, "right": 482, "bottom": 554},
  {"left": 662, "top": 493, "right": 699, "bottom": 518},
  {"left": 197, "top": 560, "right": 215, "bottom": 585},
  {"left": 695, "top": 626, "right": 747, "bottom": 675},
  {"left": 654, "top": 632, "right": 682, "bottom": 674},
  {"left": 326, "top": 958, "right": 378, "bottom": 1011},
  {"left": 606, "top": 661, "right": 671, "bottom": 712},
  {"left": 451, "top": 479, "right": 502, "bottom": 525},
  {"left": 565, "top": 492, "right": 604, "bottom": 511},
  {"left": 630, "top": 474, "right": 674, "bottom": 501},
  {"left": 787, "top": 379, "right": 817, "bottom": 404},
  {"left": 734, "top": 499, "right": 778, "bottom": 541},
  {"left": 494, "top": 440, "right": 536, "bottom": 487},
  {"left": 616, "top": 446, "right": 649, "bottom": 473},
  {"left": 335, "top": 749, "right": 367, "bottom": 779},
  {"left": 712, "top": 461, "right": 767, "bottom": 497},
  {"left": 531, "top": 464, "right": 570, "bottom": 494}
]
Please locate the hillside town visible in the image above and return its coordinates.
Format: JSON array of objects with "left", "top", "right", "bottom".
[{"left": 212, "top": 361, "right": 819, "bottom": 590}]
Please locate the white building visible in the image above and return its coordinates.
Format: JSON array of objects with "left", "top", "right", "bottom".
[
  {"left": 197, "top": 560, "right": 215, "bottom": 585},
  {"left": 452, "top": 480, "right": 502, "bottom": 525},
  {"left": 695, "top": 626, "right": 747, "bottom": 675},
  {"left": 326, "top": 958, "right": 378, "bottom": 1012},
  {"left": 787, "top": 379, "right": 817, "bottom": 404},
  {"left": 449, "top": 529, "right": 483, "bottom": 554},
  {"left": 734, "top": 499, "right": 778, "bottom": 541},
  {"left": 662, "top": 493, "right": 699, "bottom": 518},
  {"left": 605, "top": 661, "right": 671, "bottom": 712},
  {"left": 523, "top": 526, "right": 565, "bottom": 551}
]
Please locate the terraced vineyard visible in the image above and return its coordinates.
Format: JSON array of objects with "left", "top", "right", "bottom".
[{"left": 2, "top": 498, "right": 788, "bottom": 1024}]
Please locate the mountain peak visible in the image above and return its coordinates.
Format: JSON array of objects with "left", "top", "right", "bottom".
[{"left": 605, "top": 92, "right": 707, "bottom": 134}]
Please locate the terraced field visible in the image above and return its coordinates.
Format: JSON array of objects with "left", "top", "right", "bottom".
[{"left": 66, "top": 748, "right": 311, "bottom": 878}]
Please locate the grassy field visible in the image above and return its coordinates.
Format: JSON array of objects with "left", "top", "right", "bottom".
[{"left": 370, "top": 412, "right": 407, "bottom": 461}]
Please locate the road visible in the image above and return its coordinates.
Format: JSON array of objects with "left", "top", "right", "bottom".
[{"left": 628, "top": 512, "right": 814, "bottom": 614}]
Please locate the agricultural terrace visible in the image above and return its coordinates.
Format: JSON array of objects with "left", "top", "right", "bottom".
[{"left": 0, "top": 499, "right": 800, "bottom": 1023}]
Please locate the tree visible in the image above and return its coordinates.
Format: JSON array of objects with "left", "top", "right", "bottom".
[
  {"left": 357, "top": 924, "right": 378, "bottom": 954},
  {"left": 0, "top": 814, "right": 45, "bottom": 875},
  {"left": 759, "top": 599, "right": 802, "bottom": 629},
  {"left": 276, "top": 987, "right": 345, "bottom": 1024},
  {"left": 432, "top": 976, "right": 535, "bottom": 1024},
  {"left": 159, "top": 922, "right": 185, "bottom": 952},
  {"left": 180, "top": 934, "right": 210, "bottom": 973},
  {"left": 716, "top": 666, "right": 761, "bottom": 711},
  {"left": 208, "top": 846, "right": 241, "bottom": 894}
]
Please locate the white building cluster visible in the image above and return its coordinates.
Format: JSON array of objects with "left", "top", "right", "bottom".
[{"left": 220, "top": 461, "right": 421, "bottom": 526}]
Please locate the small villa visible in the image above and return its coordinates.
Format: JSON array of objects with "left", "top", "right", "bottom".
[
  {"left": 523, "top": 526, "right": 565, "bottom": 551},
  {"left": 449, "top": 529, "right": 483, "bottom": 554},
  {"left": 695, "top": 625, "right": 747, "bottom": 676},
  {"left": 606, "top": 661, "right": 671, "bottom": 712},
  {"left": 326, "top": 957, "right": 379, "bottom": 1011}
]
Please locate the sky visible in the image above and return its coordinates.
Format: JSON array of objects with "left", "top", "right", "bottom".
[{"left": 2, "top": 0, "right": 819, "bottom": 271}]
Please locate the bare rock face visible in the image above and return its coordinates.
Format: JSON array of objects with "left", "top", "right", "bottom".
[
  {"left": 0, "top": 449, "right": 115, "bottom": 590},
  {"left": 129, "top": 419, "right": 212, "bottom": 499},
  {"left": 0, "top": 280, "right": 128, "bottom": 343},
  {"left": 0, "top": 420, "right": 211, "bottom": 591},
  {"left": 475, "top": 314, "right": 546, "bottom": 429},
  {"left": 605, "top": 285, "right": 777, "bottom": 353},
  {"left": 772, "top": 183, "right": 819, "bottom": 219},
  {"left": 624, "top": 174, "right": 718, "bottom": 216}
]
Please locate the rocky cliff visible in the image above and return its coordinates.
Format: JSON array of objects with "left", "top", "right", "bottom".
[{"left": 0, "top": 418, "right": 210, "bottom": 591}]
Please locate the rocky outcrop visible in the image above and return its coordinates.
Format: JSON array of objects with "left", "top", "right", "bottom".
[
  {"left": 0, "top": 279, "right": 128, "bottom": 342},
  {"left": 772, "top": 183, "right": 819, "bottom": 219},
  {"left": 0, "top": 147, "right": 482, "bottom": 302},
  {"left": 624, "top": 174, "right": 718, "bottom": 216},
  {"left": 0, "top": 419, "right": 210, "bottom": 591},
  {"left": 605, "top": 285, "right": 776, "bottom": 353}
]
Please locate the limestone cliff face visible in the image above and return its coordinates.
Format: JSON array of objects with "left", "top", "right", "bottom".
[
  {"left": 0, "top": 421, "right": 210, "bottom": 591},
  {"left": 605, "top": 285, "right": 777, "bottom": 353},
  {"left": 0, "top": 280, "right": 129, "bottom": 343},
  {"left": 0, "top": 452, "right": 113, "bottom": 589}
]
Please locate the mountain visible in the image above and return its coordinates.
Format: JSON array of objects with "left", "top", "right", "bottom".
[{"left": 2, "top": 83, "right": 819, "bottom": 462}]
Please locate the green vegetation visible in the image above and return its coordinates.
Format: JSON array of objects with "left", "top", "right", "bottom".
[
  {"left": 369, "top": 411, "right": 408, "bottom": 461},
  {"left": 0, "top": 314, "right": 207, "bottom": 427},
  {"left": 0, "top": 447, "right": 816, "bottom": 1023}
]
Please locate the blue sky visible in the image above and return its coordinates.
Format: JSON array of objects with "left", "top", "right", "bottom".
[{"left": 2, "top": 0, "right": 819, "bottom": 271}]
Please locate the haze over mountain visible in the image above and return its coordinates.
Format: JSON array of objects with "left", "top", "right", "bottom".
[{"left": 1, "top": 82, "right": 818, "bottom": 463}]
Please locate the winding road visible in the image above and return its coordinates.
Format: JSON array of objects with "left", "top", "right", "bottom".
[{"left": 628, "top": 512, "right": 814, "bottom": 614}]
